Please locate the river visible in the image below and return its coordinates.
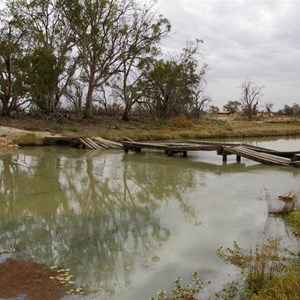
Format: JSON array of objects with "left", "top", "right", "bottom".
[{"left": 0, "top": 137, "right": 299, "bottom": 299}]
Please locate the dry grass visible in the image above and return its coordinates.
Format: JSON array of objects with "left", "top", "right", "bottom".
[
  {"left": 12, "top": 133, "right": 44, "bottom": 146},
  {"left": 2, "top": 115, "right": 300, "bottom": 145},
  {"left": 251, "top": 268, "right": 300, "bottom": 300},
  {"left": 75, "top": 120, "right": 300, "bottom": 142}
]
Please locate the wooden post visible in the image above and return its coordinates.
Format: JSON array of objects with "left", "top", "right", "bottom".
[
  {"left": 222, "top": 155, "right": 227, "bottom": 162},
  {"left": 236, "top": 155, "right": 241, "bottom": 162}
]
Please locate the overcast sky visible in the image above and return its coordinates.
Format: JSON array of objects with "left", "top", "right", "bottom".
[{"left": 155, "top": 0, "right": 300, "bottom": 110}]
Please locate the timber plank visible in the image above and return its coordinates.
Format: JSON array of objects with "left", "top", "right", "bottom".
[
  {"left": 79, "top": 138, "right": 98, "bottom": 149},
  {"left": 166, "top": 144, "right": 219, "bottom": 151},
  {"left": 93, "top": 137, "right": 122, "bottom": 148},
  {"left": 224, "top": 145, "right": 292, "bottom": 166},
  {"left": 122, "top": 141, "right": 168, "bottom": 150}
]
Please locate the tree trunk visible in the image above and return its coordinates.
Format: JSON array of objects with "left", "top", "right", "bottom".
[
  {"left": 122, "top": 104, "right": 131, "bottom": 121},
  {"left": 0, "top": 97, "right": 10, "bottom": 116},
  {"left": 84, "top": 80, "right": 94, "bottom": 119}
]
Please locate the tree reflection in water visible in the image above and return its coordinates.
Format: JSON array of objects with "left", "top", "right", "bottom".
[{"left": 0, "top": 147, "right": 200, "bottom": 296}]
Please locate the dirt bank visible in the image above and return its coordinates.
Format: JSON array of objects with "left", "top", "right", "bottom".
[
  {"left": 0, "top": 126, "right": 60, "bottom": 148},
  {"left": 0, "top": 258, "right": 74, "bottom": 300}
]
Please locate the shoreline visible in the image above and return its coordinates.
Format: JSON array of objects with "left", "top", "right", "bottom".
[{"left": 0, "top": 115, "right": 300, "bottom": 148}]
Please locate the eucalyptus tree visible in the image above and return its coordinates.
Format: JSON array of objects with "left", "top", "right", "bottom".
[
  {"left": 9, "top": 0, "right": 78, "bottom": 114},
  {"left": 240, "top": 78, "right": 264, "bottom": 119},
  {"left": 208, "top": 105, "right": 219, "bottom": 115},
  {"left": 57, "top": 0, "right": 123, "bottom": 118},
  {"left": 223, "top": 100, "right": 241, "bottom": 114},
  {"left": 59, "top": 0, "right": 170, "bottom": 119},
  {"left": 139, "top": 39, "right": 208, "bottom": 120},
  {"left": 110, "top": 2, "right": 170, "bottom": 121}
]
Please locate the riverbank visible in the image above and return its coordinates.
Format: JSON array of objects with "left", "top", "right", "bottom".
[{"left": 0, "top": 115, "right": 300, "bottom": 147}]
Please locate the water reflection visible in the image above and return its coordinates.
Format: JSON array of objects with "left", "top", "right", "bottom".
[
  {"left": 0, "top": 147, "right": 202, "bottom": 298},
  {"left": 0, "top": 142, "right": 299, "bottom": 299}
]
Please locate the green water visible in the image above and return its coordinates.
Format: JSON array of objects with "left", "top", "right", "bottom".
[{"left": 0, "top": 138, "right": 300, "bottom": 299}]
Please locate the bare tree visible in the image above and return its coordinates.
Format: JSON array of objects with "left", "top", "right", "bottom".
[
  {"left": 189, "top": 88, "right": 211, "bottom": 117},
  {"left": 240, "top": 78, "right": 264, "bottom": 119},
  {"left": 265, "top": 102, "right": 274, "bottom": 116}
]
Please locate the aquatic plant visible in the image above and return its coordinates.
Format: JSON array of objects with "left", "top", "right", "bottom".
[
  {"left": 259, "top": 188, "right": 299, "bottom": 215},
  {"left": 150, "top": 272, "right": 208, "bottom": 300}
]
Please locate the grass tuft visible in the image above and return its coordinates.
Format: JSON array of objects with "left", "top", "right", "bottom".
[{"left": 12, "top": 133, "right": 44, "bottom": 146}]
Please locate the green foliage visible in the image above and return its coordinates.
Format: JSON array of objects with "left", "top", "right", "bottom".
[
  {"left": 0, "top": 13, "right": 26, "bottom": 115},
  {"left": 285, "top": 208, "right": 300, "bottom": 236},
  {"left": 59, "top": 0, "right": 171, "bottom": 118},
  {"left": 208, "top": 105, "right": 220, "bottom": 115},
  {"left": 139, "top": 39, "right": 208, "bottom": 120},
  {"left": 0, "top": 0, "right": 209, "bottom": 120},
  {"left": 21, "top": 46, "right": 60, "bottom": 113},
  {"left": 150, "top": 272, "right": 207, "bottom": 300},
  {"left": 215, "top": 281, "right": 253, "bottom": 300},
  {"left": 1, "top": 0, "right": 76, "bottom": 115},
  {"left": 179, "top": 132, "right": 191, "bottom": 139},
  {"left": 223, "top": 101, "right": 241, "bottom": 114},
  {"left": 68, "top": 127, "right": 79, "bottom": 132}
]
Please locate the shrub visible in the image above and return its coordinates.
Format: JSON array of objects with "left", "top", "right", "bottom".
[
  {"left": 68, "top": 127, "right": 79, "bottom": 132},
  {"left": 179, "top": 132, "right": 191, "bottom": 139},
  {"left": 170, "top": 115, "right": 194, "bottom": 129}
]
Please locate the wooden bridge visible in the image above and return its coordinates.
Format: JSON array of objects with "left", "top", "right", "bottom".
[
  {"left": 122, "top": 140, "right": 300, "bottom": 168},
  {"left": 43, "top": 136, "right": 300, "bottom": 168}
]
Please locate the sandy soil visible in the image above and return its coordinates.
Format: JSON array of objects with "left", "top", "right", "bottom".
[
  {"left": 0, "top": 126, "right": 60, "bottom": 149},
  {"left": 0, "top": 126, "right": 56, "bottom": 143}
]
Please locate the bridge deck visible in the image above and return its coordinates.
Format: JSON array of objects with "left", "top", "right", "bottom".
[
  {"left": 121, "top": 140, "right": 300, "bottom": 167},
  {"left": 122, "top": 141, "right": 220, "bottom": 157}
]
